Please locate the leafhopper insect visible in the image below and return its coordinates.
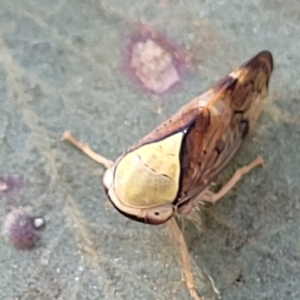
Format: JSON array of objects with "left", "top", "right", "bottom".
[{"left": 62, "top": 50, "right": 273, "bottom": 300}]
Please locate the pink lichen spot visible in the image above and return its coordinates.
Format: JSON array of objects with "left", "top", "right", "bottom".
[
  {"left": 0, "top": 180, "right": 8, "bottom": 191},
  {"left": 3, "top": 209, "right": 45, "bottom": 250},
  {"left": 130, "top": 39, "right": 180, "bottom": 93},
  {"left": 126, "top": 28, "right": 190, "bottom": 94},
  {"left": 0, "top": 176, "right": 22, "bottom": 193}
]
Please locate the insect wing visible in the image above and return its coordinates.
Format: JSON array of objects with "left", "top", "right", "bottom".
[{"left": 176, "top": 50, "right": 273, "bottom": 212}]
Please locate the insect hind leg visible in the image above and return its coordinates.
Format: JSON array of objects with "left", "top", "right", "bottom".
[{"left": 201, "top": 156, "right": 265, "bottom": 204}]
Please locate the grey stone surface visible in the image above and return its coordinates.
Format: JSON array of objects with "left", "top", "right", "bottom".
[{"left": 0, "top": 0, "right": 300, "bottom": 299}]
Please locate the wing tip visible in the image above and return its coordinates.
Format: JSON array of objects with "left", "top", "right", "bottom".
[
  {"left": 243, "top": 50, "right": 274, "bottom": 74},
  {"left": 213, "top": 50, "right": 274, "bottom": 93}
]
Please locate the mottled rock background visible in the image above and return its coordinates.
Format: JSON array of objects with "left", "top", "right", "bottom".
[{"left": 0, "top": 1, "right": 299, "bottom": 299}]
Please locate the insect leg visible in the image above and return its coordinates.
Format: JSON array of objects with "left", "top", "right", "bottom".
[
  {"left": 167, "top": 218, "right": 203, "bottom": 300},
  {"left": 201, "top": 156, "right": 265, "bottom": 204},
  {"left": 61, "top": 131, "right": 114, "bottom": 169}
]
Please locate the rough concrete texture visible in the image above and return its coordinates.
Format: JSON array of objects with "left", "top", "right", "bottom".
[{"left": 0, "top": 0, "right": 300, "bottom": 299}]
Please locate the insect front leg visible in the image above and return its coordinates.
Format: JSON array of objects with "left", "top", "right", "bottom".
[
  {"left": 201, "top": 156, "right": 265, "bottom": 204},
  {"left": 167, "top": 218, "right": 204, "bottom": 300},
  {"left": 61, "top": 131, "right": 114, "bottom": 169}
]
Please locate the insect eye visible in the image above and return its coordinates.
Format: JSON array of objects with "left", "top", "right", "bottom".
[{"left": 145, "top": 206, "right": 174, "bottom": 224}]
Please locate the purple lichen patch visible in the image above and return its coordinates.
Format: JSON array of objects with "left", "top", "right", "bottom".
[
  {"left": 124, "top": 27, "right": 190, "bottom": 94},
  {"left": 0, "top": 176, "right": 22, "bottom": 193},
  {"left": 3, "top": 209, "right": 45, "bottom": 250}
]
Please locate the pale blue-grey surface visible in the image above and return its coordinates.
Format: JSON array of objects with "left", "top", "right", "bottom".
[{"left": 0, "top": 1, "right": 300, "bottom": 299}]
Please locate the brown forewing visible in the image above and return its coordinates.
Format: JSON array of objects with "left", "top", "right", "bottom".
[
  {"left": 177, "top": 50, "right": 273, "bottom": 209},
  {"left": 127, "top": 51, "right": 273, "bottom": 209}
]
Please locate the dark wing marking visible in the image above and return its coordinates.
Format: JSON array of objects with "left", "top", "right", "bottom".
[{"left": 176, "top": 51, "right": 273, "bottom": 210}]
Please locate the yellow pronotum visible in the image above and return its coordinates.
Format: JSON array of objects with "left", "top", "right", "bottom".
[{"left": 113, "top": 132, "right": 184, "bottom": 207}]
